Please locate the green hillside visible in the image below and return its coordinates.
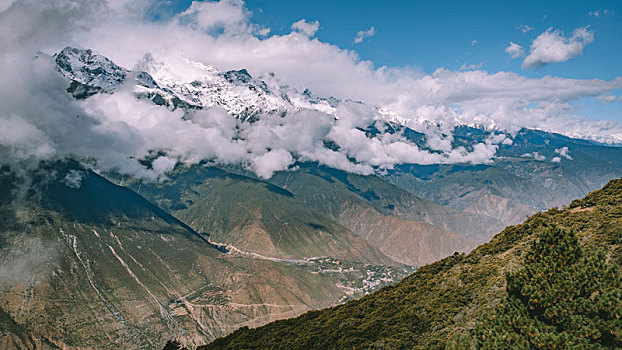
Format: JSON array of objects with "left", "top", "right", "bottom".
[
  {"left": 199, "top": 177, "right": 622, "bottom": 349},
  {"left": 473, "top": 226, "right": 621, "bottom": 349}
]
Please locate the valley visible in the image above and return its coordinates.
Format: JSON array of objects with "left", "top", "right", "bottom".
[
  {"left": 0, "top": 41, "right": 621, "bottom": 350},
  {"left": 200, "top": 177, "right": 622, "bottom": 349}
]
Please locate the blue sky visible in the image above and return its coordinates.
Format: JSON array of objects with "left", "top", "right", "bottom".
[
  {"left": 244, "top": 0, "right": 621, "bottom": 79},
  {"left": 144, "top": 0, "right": 620, "bottom": 77}
]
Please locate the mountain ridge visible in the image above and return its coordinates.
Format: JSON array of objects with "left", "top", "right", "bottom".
[
  {"left": 198, "top": 177, "right": 622, "bottom": 349},
  {"left": 0, "top": 161, "right": 407, "bottom": 349},
  {"left": 50, "top": 47, "right": 622, "bottom": 238}
]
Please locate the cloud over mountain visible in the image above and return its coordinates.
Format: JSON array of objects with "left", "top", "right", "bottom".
[{"left": 1, "top": 0, "right": 621, "bottom": 181}]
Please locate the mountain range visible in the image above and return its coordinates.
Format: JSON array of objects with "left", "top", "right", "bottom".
[
  {"left": 200, "top": 177, "right": 622, "bottom": 349},
  {"left": 0, "top": 47, "right": 621, "bottom": 349},
  {"left": 51, "top": 46, "right": 622, "bottom": 237},
  {"left": 0, "top": 161, "right": 417, "bottom": 349}
]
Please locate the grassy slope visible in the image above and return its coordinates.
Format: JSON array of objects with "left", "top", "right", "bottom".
[{"left": 200, "top": 178, "right": 622, "bottom": 349}]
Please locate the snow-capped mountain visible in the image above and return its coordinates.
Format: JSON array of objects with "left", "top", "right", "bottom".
[
  {"left": 54, "top": 47, "right": 339, "bottom": 122},
  {"left": 50, "top": 47, "right": 553, "bottom": 145},
  {"left": 52, "top": 47, "right": 596, "bottom": 147}
]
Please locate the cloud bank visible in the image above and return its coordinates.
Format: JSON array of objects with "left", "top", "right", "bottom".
[{"left": 0, "top": 0, "right": 621, "bottom": 182}]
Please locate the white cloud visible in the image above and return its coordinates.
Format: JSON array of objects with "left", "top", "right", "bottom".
[
  {"left": 0, "top": 114, "right": 55, "bottom": 162},
  {"left": 532, "top": 152, "right": 546, "bottom": 161},
  {"left": 354, "top": 26, "right": 375, "bottom": 44},
  {"left": 151, "top": 155, "right": 177, "bottom": 174},
  {"left": 471, "top": 40, "right": 478, "bottom": 46},
  {"left": 291, "top": 19, "right": 319, "bottom": 37},
  {"left": 174, "top": 0, "right": 268, "bottom": 36},
  {"left": 252, "top": 149, "right": 294, "bottom": 178},
  {"left": 460, "top": 62, "right": 483, "bottom": 71},
  {"left": 554, "top": 146, "right": 572, "bottom": 160},
  {"left": 519, "top": 24, "right": 533, "bottom": 33},
  {"left": 62, "top": 169, "right": 86, "bottom": 188},
  {"left": 106, "top": 0, "right": 144, "bottom": 12},
  {"left": 522, "top": 27, "right": 594, "bottom": 69},
  {"left": 597, "top": 95, "right": 617, "bottom": 105},
  {"left": 0, "top": 0, "right": 105, "bottom": 56},
  {"left": 505, "top": 42, "right": 524, "bottom": 59},
  {"left": 0, "top": 0, "right": 13, "bottom": 12},
  {"left": 551, "top": 156, "right": 561, "bottom": 162},
  {"left": 589, "top": 9, "right": 612, "bottom": 18}
]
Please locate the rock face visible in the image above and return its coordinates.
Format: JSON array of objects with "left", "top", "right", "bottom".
[
  {"left": 462, "top": 193, "right": 533, "bottom": 226},
  {"left": 337, "top": 204, "right": 475, "bottom": 266}
]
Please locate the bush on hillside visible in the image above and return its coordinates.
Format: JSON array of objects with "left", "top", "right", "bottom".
[{"left": 476, "top": 226, "right": 622, "bottom": 349}]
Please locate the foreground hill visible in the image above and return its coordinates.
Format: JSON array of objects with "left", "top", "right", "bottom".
[
  {"left": 0, "top": 161, "right": 403, "bottom": 349},
  {"left": 200, "top": 178, "right": 622, "bottom": 349}
]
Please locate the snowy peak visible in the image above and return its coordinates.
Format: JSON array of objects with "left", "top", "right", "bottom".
[
  {"left": 54, "top": 47, "right": 129, "bottom": 93},
  {"left": 55, "top": 46, "right": 161, "bottom": 102},
  {"left": 222, "top": 69, "right": 253, "bottom": 84},
  {"left": 168, "top": 65, "right": 292, "bottom": 120},
  {"left": 52, "top": 47, "right": 339, "bottom": 121}
]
